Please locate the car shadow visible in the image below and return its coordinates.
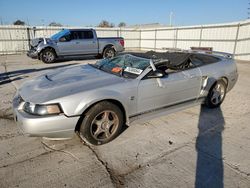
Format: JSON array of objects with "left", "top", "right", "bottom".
[
  {"left": 0, "top": 63, "right": 79, "bottom": 86},
  {"left": 54, "top": 55, "right": 98, "bottom": 63},
  {"left": 195, "top": 105, "right": 225, "bottom": 188}
]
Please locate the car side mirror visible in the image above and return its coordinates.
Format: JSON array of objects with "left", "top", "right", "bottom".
[{"left": 147, "top": 69, "right": 166, "bottom": 78}]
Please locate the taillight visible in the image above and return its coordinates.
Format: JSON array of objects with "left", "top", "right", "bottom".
[{"left": 119, "top": 39, "right": 124, "bottom": 47}]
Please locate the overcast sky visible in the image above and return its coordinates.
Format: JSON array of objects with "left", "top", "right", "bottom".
[{"left": 0, "top": 0, "right": 249, "bottom": 26}]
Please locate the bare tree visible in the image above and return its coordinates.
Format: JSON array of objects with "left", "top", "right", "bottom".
[
  {"left": 98, "top": 20, "right": 115, "bottom": 28},
  {"left": 49, "top": 22, "right": 63, "bottom": 27},
  {"left": 13, "top": 20, "right": 25, "bottom": 25},
  {"left": 118, "top": 22, "right": 126, "bottom": 27}
]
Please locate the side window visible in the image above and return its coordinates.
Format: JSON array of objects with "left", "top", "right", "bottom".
[
  {"left": 76, "top": 31, "right": 94, "bottom": 39},
  {"left": 64, "top": 33, "right": 72, "bottom": 41},
  {"left": 59, "top": 33, "right": 72, "bottom": 42},
  {"left": 70, "top": 30, "right": 94, "bottom": 40},
  {"left": 71, "top": 31, "right": 79, "bottom": 40},
  {"left": 83, "top": 31, "right": 94, "bottom": 39}
]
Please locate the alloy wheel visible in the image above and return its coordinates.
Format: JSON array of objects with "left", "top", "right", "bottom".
[{"left": 90, "top": 110, "right": 119, "bottom": 141}]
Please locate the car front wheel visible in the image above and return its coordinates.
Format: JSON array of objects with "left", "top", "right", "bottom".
[
  {"left": 40, "top": 48, "right": 56, "bottom": 63},
  {"left": 79, "top": 101, "right": 124, "bottom": 145},
  {"left": 205, "top": 80, "right": 227, "bottom": 108}
]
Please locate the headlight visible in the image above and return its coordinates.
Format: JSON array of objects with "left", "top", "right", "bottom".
[{"left": 23, "top": 102, "right": 62, "bottom": 116}]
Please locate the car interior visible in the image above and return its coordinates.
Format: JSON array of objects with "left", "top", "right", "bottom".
[
  {"left": 137, "top": 51, "right": 219, "bottom": 74},
  {"left": 128, "top": 51, "right": 220, "bottom": 79}
]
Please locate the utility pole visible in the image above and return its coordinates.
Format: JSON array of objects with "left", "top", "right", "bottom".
[
  {"left": 169, "top": 12, "right": 173, "bottom": 27},
  {"left": 248, "top": 1, "right": 250, "bottom": 19}
]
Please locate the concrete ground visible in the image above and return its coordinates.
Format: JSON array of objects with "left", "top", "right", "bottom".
[{"left": 0, "top": 54, "right": 250, "bottom": 188}]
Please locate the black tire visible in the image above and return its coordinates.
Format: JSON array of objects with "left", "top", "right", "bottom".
[
  {"left": 40, "top": 48, "right": 56, "bottom": 63},
  {"left": 103, "top": 46, "right": 115, "bottom": 59},
  {"left": 205, "top": 80, "right": 227, "bottom": 108},
  {"left": 80, "top": 101, "right": 124, "bottom": 145}
]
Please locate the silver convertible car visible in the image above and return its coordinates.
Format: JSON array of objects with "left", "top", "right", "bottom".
[{"left": 13, "top": 50, "right": 238, "bottom": 145}]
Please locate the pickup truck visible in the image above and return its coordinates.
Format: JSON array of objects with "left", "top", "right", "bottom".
[{"left": 27, "top": 29, "right": 125, "bottom": 63}]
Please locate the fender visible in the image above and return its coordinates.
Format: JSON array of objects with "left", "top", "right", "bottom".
[
  {"left": 36, "top": 41, "right": 59, "bottom": 56},
  {"left": 74, "top": 89, "right": 129, "bottom": 124},
  {"left": 101, "top": 44, "right": 116, "bottom": 54}
]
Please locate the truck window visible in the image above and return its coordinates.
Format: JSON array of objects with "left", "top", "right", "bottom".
[
  {"left": 71, "top": 30, "right": 94, "bottom": 40},
  {"left": 80, "top": 31, "right": 94, "bottom": 39},
  {"left": 71, "top": 31, "right": 80, "bottom": 40}
]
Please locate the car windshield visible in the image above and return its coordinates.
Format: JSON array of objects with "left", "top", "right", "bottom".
[
  {"left": 50, "top": 29, "right": 70, "bottom": 40},
  {"left": 91, "top": 54, "right": 150, "bottom": 79}
]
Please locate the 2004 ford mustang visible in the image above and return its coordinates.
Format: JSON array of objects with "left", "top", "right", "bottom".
[{"left": 13, "top": 50, "right": 238, "bottom": 145}]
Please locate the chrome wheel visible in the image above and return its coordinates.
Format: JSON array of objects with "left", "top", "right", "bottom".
[
  {"left": 80, "top": 101, "right": 124, "bottom": 145},
  {"left": 211, "top": 82, "right": 225, "bottom": 105},
  {"left": 41, "top": 49, "right": 56, "bottom": 63},
  {"left": 43, "top": 51, "right": 54, "bottom": 62},
  {"left": 90, "top": 110, "right": 119, "bottom": 141}
]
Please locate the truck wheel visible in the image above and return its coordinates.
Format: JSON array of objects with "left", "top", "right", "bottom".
[
  {"left": 205, "top": 80, "right": 227, "bottom": 108},
  {"left": 80, "top": 101, "right": 124, "bottom": 145},
  {"left": 103, "top": 47, "right": 115, "bottom": 59},
  {"left": 40, "top": 48, "right": 56, "bottom": 63}
]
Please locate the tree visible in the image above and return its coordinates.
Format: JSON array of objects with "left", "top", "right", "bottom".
[
  {"left": 13, "top": 20, "right": 25, "bottom": 26},
  {"left": 118, "top": 22, "right": 126, "bottom": 27},
  {"left": 98, "top": 20, "right": 115, "bottom": 28},
  {"left": 48, "top": 22, "right": 63, "bottom": 27}
]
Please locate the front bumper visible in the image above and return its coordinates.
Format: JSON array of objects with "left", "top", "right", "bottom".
[
  {"left": 27, "top": 48, "right": 39, "bottom": 59},
  {"left": 12, "top": 95, "right": 80, "bottom": 139}
]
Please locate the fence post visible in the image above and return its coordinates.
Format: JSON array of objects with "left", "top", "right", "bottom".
[
  {"left": 27, "top": 27, "right": 31, "bottom": 50},
  {"left": 33, "top": 26, "right": 36, "bottom": 38},
  {"left": 233, "top": 23, "right": 240, "bottom": 56},
  {"left": 199, "top": 26, "right": 203, "bottom": 47},
  {"left": 174, "top": 28, "right": 178, "bottom": 48},
  {"left": 139, "top": 29, "right": 142, "bottom": 51},
  {"left": 154, "top": 29, "right": 157, "bottom": 50},
  {"left": 117, "top": 29, "right": 119, "bottom": 37}
]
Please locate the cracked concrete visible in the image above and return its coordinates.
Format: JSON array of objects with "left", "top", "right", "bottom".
[
  {"left": 81, "top": 139, "right": 124, "bottom": 188},
  {"left": 0, "top": 55, "right": 250, "bottom": 187}
]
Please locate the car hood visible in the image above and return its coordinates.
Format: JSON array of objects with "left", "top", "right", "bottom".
[
  {"left": 19, "top": 64, "right": 126, "bottom": 103},
  {"left": 31, "top": 37, "right": 56, "bottom": 48}
]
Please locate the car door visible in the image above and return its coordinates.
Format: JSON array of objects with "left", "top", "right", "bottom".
[
  {"left": 57, "top": 31, "right": 79, "bottom": 55},
  {"left": 77, "top": 30, "right": 98, "bottom": 54},
  {"left": 136, "top": 68, "right": 202, "bottom": 114}
]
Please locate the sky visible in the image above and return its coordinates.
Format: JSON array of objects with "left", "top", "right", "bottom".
[{"left": 0, "top": 0, "right": 249, "bottom": 27}]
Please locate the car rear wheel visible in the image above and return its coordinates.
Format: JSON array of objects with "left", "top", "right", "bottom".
[
  {"left": 40, "top": 48, "right": 56, "bottom": 63},
  {"left": 103, "top": 47, "right": 115, "bottom": 59},
  {"left": 79, "top": 101, "right": 124, "bottom": 145},
  {"left": 205, "top": 80, "right": 227, "bottom": 108}
]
